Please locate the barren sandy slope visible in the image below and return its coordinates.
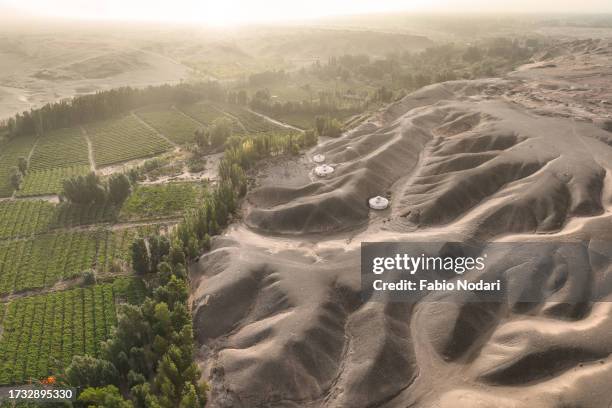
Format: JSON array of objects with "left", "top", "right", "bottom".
[{"left": 191, "top": 40, "right": 612, "bottom": 408}]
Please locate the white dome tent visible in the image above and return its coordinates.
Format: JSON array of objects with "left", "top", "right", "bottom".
[
  {"left": 314, "top": 164, "right": 334, "bottom": 177},
  {"left": 313, "top": 154, "right": 325, "bottom": 163},
  {"left": 368, "top": 196, "right": 389, "bottom": 210}
]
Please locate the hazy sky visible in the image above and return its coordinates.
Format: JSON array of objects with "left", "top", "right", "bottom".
[{"left": 3, "top": 0, "right": 612, "bottom": 25}]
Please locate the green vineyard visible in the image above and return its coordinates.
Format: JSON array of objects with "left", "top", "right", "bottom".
[
  {"left": 0, "top": 200, "right": 118, "bottom": 240},
  {"left": 178, "top": 102, "right": 230, "bottom": 125},
  {"left": 0, "top": 200, "right": 55, "bottom": 240},
  {"left": 16, "top": 165, "right": 90, "bottom": 197},
  {"left": 136, "top": 105, "right": 201, "bottom": 144},
  {"left": 0, "top": 279, "right": 146, "bottom": 385},
  {"left": 216, "top": 103, "right": 288, "bottom": 134},
  {"left": 28, "top": 127, "right": 90, "bottom": 171},
  {"left": 85, "top": 114, "right": 173, "bottom": 166},
  {"left": 0, "top": 230, "right": 99, "bottom": 294},
  {"left": 0, "top": 226, "right": 159, "bottom": 295},
  {"left": 95, "top": 225, "right": 160, "bottom": 273},
  {"left": 120, "top": 182, "right": 205, "bottom": 220},
  {"left": 0, "top": 135, "right": 37, "bottom": 198}
]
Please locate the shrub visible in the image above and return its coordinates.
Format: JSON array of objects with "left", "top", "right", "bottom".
[{"left": 83, "top": 269, "right": 97, "bottom": 285}]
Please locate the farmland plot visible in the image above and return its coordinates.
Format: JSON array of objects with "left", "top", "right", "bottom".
[
  {"left": 29, "top": 127, "right": 89, "bottom": 171},
  {"left": 216, "top": 103, "right": 288, "bottom": 134},
  {"left": 0, "top": 136, "right": 37, "bottom": 198},
  {"left": 0, "top": 230, "right": 100, "bottom": 294},
  {"left": 136, "top": 105, "right": 201, "bottom": 144},
  {"left": 85, "top": 115, "right": 172, "bottom": 166},
  {"left": 95, "top": 225, "right": 160, "bottom": 273},
  {"left": 17, "top": 165, "right": 90, "bottom": 197},
  {"left": 0, "top": 278, "right": 144, "bottom": 385},
  {"left": 120, "top": 182, "right": 205, "bottom": 220},
  {"left": 0, "top": 200, "right": 54, "bottom": 240}
]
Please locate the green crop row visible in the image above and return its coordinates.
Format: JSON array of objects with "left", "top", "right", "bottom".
[
  {"left": 95, "top": 225, "right": 160, "bottom": 274},
  {"left": 178, "top": 102, "right": 231, "bottom": 125},
  {"left": 0, "top": 200, "right": 55, "bottom": 240},
  {"left": 215, "top": 103, "right": 288, "bottom": 134},
  {"left": 85, "top": 115, "right": 173, "bottom": 166},
  {"left": 29, "top": 127, "right": 90, "bottom": 171},
  {"left": 0, "top": 230, "right": 99, "bottom": 294},
  {"left": 120, "top": 182, "right": 205, "bottom": 221},
  {"left": 0, "top": 136, "right": 37, "bottom": 198},
  {"left": 0, "top": 278, "right": 144, "bottom": 385},
  {"left": 16, "top": 165, "right": 90, "bottom": 197},
  {"left": 0, "top": 199, "right": 118, "bottom": 240},
  {"left": 136, "top": 105, "right": 201, "bottom": 144},
  {"left": 0, "top": 226, "right": 160, "bottom": 295}
]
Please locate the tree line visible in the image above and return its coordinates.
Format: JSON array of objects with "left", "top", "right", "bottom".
[{"left": 1, "top": 82, "right": 225, "bottom": 141}]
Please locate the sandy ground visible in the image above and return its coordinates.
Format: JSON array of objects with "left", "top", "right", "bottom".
[{"left": 190, "top": 38, "right": 612, "bottom": 408}]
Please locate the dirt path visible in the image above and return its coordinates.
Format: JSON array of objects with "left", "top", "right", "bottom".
[
  {"left": 80, "top": 126, "right": 96, "bottom": 171},
  {"left": 247, "top": 108, "right": 305, "bottom": 132},
  {"left": 214, "top": 106, "right": 248, "bottom": 132},
  {"left": 172, "top": 105, "right": 203, "bottom": 128}
]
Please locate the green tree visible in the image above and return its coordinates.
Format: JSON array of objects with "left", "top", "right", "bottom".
[
  {"left": 131, "top": 237, "right": 150, "bottom": 274},
  {"left": 17, "top": 156, "right": 28, "bottom": 174},
  {"left": 108, "top": 173, "right": 132, "bottom": 204},
  {"left": 62, "top": 172, "right": 107, "bottom": 204},
  {"left": 65, "top": 355, "right": 120, "bottom": 388},
  {"left": 8, "top": 166, "right": 22, "bottom": 189},
  {"left": 209, "top": 118, "right": 232, "bottom": 148},
  {"left": 78, "top": 385, "right": 133, "bottom": 408}
]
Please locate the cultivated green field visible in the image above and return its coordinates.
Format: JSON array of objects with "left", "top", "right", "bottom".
[
  {"left": 17, "top": 165, "right": 90, "bottom": 197},
  {"left": 0, "top": 200, "right": 55, "bottom": 239},
  {"left": 120, "top": 182, "right": 205, "bottom": 220},
  {"left": 135, "top": 105, "right": 201, "bottom": 144},
  {"left": 216, "top": 103, "right": 288, "bottom": 134},
  {"left": 95, "top": 225, "right": 161, "bottom": 274},
  {"left": 178, "top": 102, "right": 232, "bottom": 125},
  {"left": 85, "top": 115, "right": 173, "bottom": 166},
  {"left": 0, "top": 278, "right": 146, "bottom": 385},
  {"left": 0, "top": 200, "right": 118, "bottom": 240},
  {"left": 0, "top": 136, "right": 37, "bottom": 198},
  {"left": 0, "top": 230, "right": 99, "bottom": 294},
  {"left": 29, "top": 127, "right": 89, "bottom": 171}
]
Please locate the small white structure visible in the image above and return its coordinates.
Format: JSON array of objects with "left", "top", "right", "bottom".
[
  {"left": 313, "top": 154, "right": 326, "bottom": 163},
  {"left": 368, "top": 196, "right": 389, "bottom": 210},
  {"left": 314, "top": 164, "right": 334, "bottom": 177}
]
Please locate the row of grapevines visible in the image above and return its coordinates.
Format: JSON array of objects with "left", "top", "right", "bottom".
[
  {"left": 215, "top": 103, "right": 287, "bottom": 134},
  {"left": 0, "top": 278, "right": 142, "bottom": 385},
  {"left": 16, "top": 165, "right": 90, "bottom": 197},
  {"left": 95, "top": 225, "right": 160, "bottom": 273},
  {"left": 0, "top": 200, "right": 54, "bottom": 240},
  {"left": 0, "top": 200, "right": 118, "bottom": 240},
  {"left": 120, "top": 182, "right": 205, "bottom": 221},
  {"left": 85, "top": 114, "right": 172, "bottom": 166},
  {"left": 28, "top": 127, "right": 89, "bottom": 171},
  {"left": 135, "top": 105, "right": 201, "bottom": 145},
  {"left": 0, "top": 226, "right": 161, "bottom": 295},
  {"left": 0, "top": 135, "right": 37, "bottom": 198},
  {"left": 0, "top": 230, "right": 100, "bottom": 294},
  {"left": 178, "top": 102, "right": 231, "bottom": 126}
]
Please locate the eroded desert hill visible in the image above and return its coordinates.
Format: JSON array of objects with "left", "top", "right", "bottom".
[{"left": 191, "top": 39, "right": 612, "bottom": 408}]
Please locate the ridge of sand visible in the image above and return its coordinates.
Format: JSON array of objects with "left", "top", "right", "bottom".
[{"left": 192, "top": 40, "right": 612, "bottom": 408}]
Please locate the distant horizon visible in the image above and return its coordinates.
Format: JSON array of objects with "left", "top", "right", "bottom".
[{"left": 2, "top": 0, "right": 612, "bottom": 27}]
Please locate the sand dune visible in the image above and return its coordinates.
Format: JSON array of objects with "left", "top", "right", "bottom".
[{"left": 192, "top": 40, "right": 612, "bottom": 407}]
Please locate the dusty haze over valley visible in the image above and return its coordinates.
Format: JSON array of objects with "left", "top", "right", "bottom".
[{"left": 0, "top": 3, "right": 612, "bottom": 408}]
